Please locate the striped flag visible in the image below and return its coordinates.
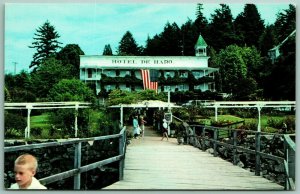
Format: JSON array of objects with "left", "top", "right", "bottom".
[{"left": 141, "top": 69, "right": 158, "bottom": 93}]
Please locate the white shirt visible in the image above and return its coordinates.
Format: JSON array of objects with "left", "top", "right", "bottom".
[
  {"left": 9, "top": 177, "right": 47, "bottom": 189},
  {"left": 163, "top": 122, "right": 168, "bottom": 129}
]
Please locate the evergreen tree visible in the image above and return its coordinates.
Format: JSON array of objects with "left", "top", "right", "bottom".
[
  {"left": 234, "top": 4, "right": 265, "bottom": 48},
  {"left": 263, "top": 5, "right": 296, "bottom": 100},
  {"left": 258, "top": 25, "right": 278, "bottom": 57},
  {"left": 274, "top": 4, "right": 296, "bottom": 42},
  {"left": 29, "top": 20, "right": 62, "bottom": 69},
  {"left": 56, "top": 44, "right": 85, "bottom": 78},
  {"left": 181, "top": 19, "right": 198, "bottom": 56},
  {"left": 144, "top": 34, "right": 161, "bottom": 56},
  {"left": 159, "top": 22, "right": 182, "bottom": 55},
  {"left": 194, "top": 4, "right": 208, "bottom": 38},
  {"left": 102, "top": 44, "right": 113, "bottom": 55},
  {"left": 207, "top": 4, "right": 236, "bottom": 52},
  {"left": 117, "top": 31, "right": 140, "bottom": 56}
]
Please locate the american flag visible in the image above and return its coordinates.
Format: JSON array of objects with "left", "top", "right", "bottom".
[{"left": 141, "top": 69, "right": 158, "bottom": 93}]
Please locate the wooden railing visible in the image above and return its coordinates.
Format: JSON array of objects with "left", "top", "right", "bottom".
[
  {"left": 283, "top": 134, "right": 296, "bottom": 190},
  {"left": 4, "top": 126, "right": 127, "bottom": 189},
  {"left": 172, "top": 116, "right": 295, "bottom": 190}
]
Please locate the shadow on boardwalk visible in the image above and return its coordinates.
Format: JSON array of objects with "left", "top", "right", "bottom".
[{"left": 104, "top": 126, "right": 284, "bottom": 190}]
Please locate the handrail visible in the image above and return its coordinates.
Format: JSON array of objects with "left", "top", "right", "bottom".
[
  {"left": 172, "top": 115, "right": 295, "bottom": 190},
  {"left": 4, "top": 126, "right": 127, "bottom": 189},
  {"left": 283, "top": 135, "right": 296, "bottom": 190}
]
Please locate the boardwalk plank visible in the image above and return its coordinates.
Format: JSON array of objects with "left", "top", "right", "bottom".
[{"left": 104, "top": 126, "right": 284, "bottom": 190}]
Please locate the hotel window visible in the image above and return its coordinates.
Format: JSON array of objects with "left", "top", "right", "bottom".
[
  {"left": 88, "top": 69, "right": 93, "bottom": 78},
  {"left": 180, "top": 71, "right": 187, "bottom": 78},
  {"left": 165, "top": 71, "right": 170, "bottom": 78},
  {"left": 116, "top": 70, "right": 120, "bottom": 76},
  {"left": 194, "top": 71, "right": 200, "bottom": 78},
  {"left": 164, "top": 85, "right": 171, "bottom": 91},
  {"left": 179, "top": 85, "right": 184, "bottom": 91}
]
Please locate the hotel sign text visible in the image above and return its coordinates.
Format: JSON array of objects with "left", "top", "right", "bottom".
[{"left": 112, "top": 59, "right": 173, "bottom": 65}]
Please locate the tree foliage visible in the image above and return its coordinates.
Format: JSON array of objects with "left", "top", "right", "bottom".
[
  {"left": 102, "top": 44, "right": 113, "bottom": 55},
  {"left": 108, "top": 89, "right": 167, "bottom": 105},
  {"left": 48, "top": 79, "right": 96, "bottom": 102},
  {"left": 31, "top": 58, "right": 73, "bottom": 99},
  {"left": 117, "top": 31, "right": 140, "bottom": 55},
  {"left": 207, "top": 4, "right": 236, "bottom": 52},
  {"left": 217, "top": 45, "right": 262, "bottom": 100},
  {"left": 56, "top": 44, "right": 85, "bottom": 78},
  {"left": 194, "top": 4, "right": 208, "bottom": 38},
  {"left": 234, "top": 4, "right": 265, "bottom": 48},
  {"left": 29, "top": 20, "right": 62, "bottom": 69}
]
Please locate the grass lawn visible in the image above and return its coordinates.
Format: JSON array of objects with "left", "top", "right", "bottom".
[{"left": 30, "top": 113, "right": 51, "bottom": 130}]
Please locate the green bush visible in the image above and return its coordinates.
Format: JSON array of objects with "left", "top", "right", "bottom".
[
  {"left": 284, "top": 116, "right": 295, "bottom": 132},
  {"left": 267, "top": 117, "right": 283, "bottom": 129},
  {"left": 5, "top": 128, "right": 23, "bottom": 138},
  {"left": 30, "top": 127, "right": 42, "bottom": 137},
  {"left": 5, "top": 112, "right": 26, "bottom": 131}
]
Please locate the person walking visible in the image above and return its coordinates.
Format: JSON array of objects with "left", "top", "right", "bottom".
[
  {"left": 140, "top": 116, "right": 147, "bottom": 138},
  {"left": 161, "top": 119, "right": 169, "bottom": 141},
  {"left": 133, "top": 115, "right": 140, "bottom": 139}
]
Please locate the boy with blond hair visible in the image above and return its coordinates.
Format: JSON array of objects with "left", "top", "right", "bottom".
[{"left": 9, "top": 154, "right": 47, "bottom": 189}]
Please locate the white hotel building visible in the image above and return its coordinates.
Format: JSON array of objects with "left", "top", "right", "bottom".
[{"left": 79, "top": 35, "right": 218, "bottom": 95}]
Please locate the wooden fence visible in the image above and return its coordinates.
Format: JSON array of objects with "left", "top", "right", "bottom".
[
  {"left": 172, "top": 116, "right": 295, "bottom": 191},
  {"left": 4, "top": 126, "right": 127, "bottom": 189}
]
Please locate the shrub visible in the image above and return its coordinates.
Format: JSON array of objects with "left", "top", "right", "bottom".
[
  {"left": 284, "top": 116, "right": 295, "bottom": 132},
  {"left": 30, "top": 127, "right": 42, "bottom": 137},
  {"left": 5, "top": 128, "right": 23, "bottom": 138},
  {"left": 267, "top": 118, "right": 283, "bottom": 129}
]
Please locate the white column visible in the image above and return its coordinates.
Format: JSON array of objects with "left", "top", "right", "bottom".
[
  {"left": 26, "top": 105, "right": 32, "bottom": 138},
  {"left": 215, "top": 105, "right": 218, "bottom": 121},
  {"left": 120, "top": 105, "right": 123, "bottom": 128},
  {"left": 257, "top": 105, "right": 262, "bottom": 132},
  {"left": 75, "top": 103, "right": 79, "bottom": 137}
]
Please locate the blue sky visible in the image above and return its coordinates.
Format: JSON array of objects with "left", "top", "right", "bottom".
[{"left": 5, "top": 3, "right": 290, "bottom": 74}]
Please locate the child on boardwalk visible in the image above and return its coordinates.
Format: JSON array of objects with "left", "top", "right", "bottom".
[{"left": 9, "top": 154, "right": 47, "bottom": 189}]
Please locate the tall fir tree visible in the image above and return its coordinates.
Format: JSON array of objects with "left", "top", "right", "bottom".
[
  {"left": 159, "top": 22, "right": 182, "bottom": 56},
  {"left": 258, "top": 25, "right": 278, "bottom": 57},
  {"left": 274, "top": 4, "right": 296, "bottom": 42},
  {"left": 181, "top": 19, "right": 198, "bottom": 56},
  {"left": 234, "top": 4, "right": 265, "bottom": 48},
  {"left": 117, "top": 31, "right": 140, "bottom": 56},
  {"left": 56, "top": 44, "right": 85, "bottom": 78},
  {"left": 29, "top": 20, "right": 62, "bottom": 69},
  {"left": 102, "top": 44, "right": 113, "bottom": 55},
  {"left": 207, "top": 4, "right": 236, "bottom": 52},
  {"left": 194, "top": 4, "right": 208, "bottom": 39},
  {"left": 144, "top": 34, "right": 161, "bottom": 56}
]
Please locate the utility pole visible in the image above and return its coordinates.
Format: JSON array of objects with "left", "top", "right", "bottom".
[{"left": 13, "top": 62, "right": 17, "bottom": 75}]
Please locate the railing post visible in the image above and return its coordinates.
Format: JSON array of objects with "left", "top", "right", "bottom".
[
  {"left": 255, "top": 132, "right": 261, "bottom": 176},
  {"left": 233, "top": 130, "right": 237, "bottom": 165},
  {"left": 193, "top": 126, "right": 196, "bottom": 146},
  {"left": 74, "top": 142, "right": 82, "bottom": 189},
  {"left": 213, "top": 128, "right": 217, "bottom": 157},
  {"left": 283, "top": 139, "right": 288, "bottom": 190},
  {"left": 119, "top": 131, "right": 125, "bottom": 180},
  {"left": 202, "top": 127, "right": 206, "bottom": 151}
]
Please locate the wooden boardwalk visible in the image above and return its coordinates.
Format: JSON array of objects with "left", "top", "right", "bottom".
[{"left": 104, "top": 126, "right": 284, "bottom": 190}]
